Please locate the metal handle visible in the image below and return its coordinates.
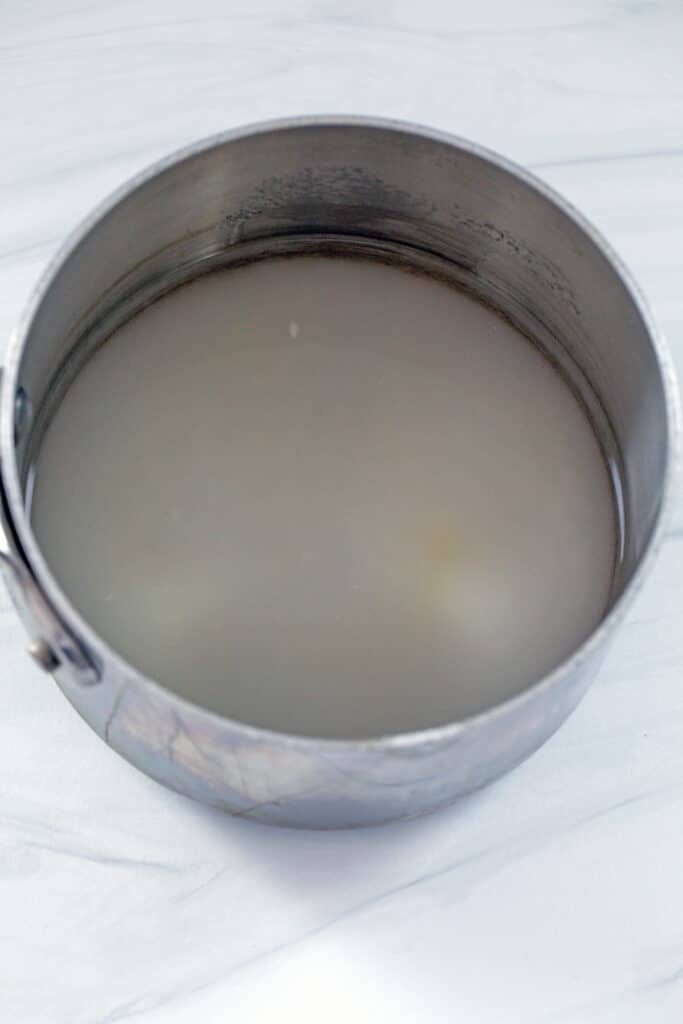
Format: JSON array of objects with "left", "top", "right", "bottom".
[{"left": 0, "top": 458, "right": 99, "bottom": 685}]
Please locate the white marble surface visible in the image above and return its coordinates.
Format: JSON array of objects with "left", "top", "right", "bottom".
[{"left": 2, "top": 2, "right": 683, "bottom": 1020}]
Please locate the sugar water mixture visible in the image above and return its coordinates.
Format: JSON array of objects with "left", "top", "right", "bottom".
[{"left": 31, "top": 256, "right": 616, "bottom": 738}]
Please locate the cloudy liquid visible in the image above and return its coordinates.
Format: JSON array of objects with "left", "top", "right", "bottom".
[{"left": 31, "top": 256, "right": 616, "bottom": 739}]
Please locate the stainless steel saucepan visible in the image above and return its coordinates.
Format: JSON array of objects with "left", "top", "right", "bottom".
[{"left": 0, "top": 118, "right": 678, "bottom": 827}]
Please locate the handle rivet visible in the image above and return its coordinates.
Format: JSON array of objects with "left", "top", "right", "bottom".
[{"left": 27, "top": 637, "right": 59, "bottom": 672}]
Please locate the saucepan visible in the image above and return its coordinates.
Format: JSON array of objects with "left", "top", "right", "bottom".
[{"left": 0, "top": 118, "right": 678, "bottom": 827}]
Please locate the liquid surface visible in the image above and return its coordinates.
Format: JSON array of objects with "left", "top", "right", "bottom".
[{"left": 32, "top": 256, "right": 616, "bottom": 738}]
